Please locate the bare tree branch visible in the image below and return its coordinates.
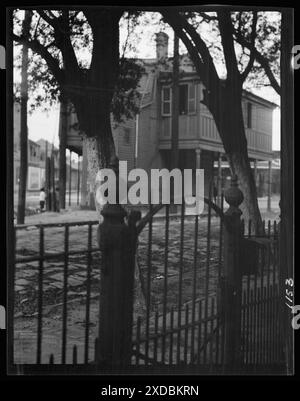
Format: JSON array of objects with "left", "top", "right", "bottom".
[
  {"left": 241, "top": 12, "right": 258, "bottom": 82},
  {"left": 13, "top": 33, "right": 64, "bottom": 85},
  {"left": 36, "top": 10, "right": 59, "bottom": 30},
  {"left": 235, "top": 31, "right": 281, "bottom": 94},
  {"left": 162, "top": 11, "right": 220, "bottom": 88},
  {"left": 199, "top": 12, "right": 218, "bottom": 22},
  {"left": 217, "top": 10, "right": 241, "bottom": 83},
  {"left": 33, "top": 15, "right": 41, "bottom": 39}
]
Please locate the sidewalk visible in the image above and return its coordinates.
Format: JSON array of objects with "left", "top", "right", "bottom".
[{"left": 18, "top": 195, "right": 280, "bottom": 226}]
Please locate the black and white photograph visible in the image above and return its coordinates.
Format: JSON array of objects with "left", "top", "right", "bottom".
[{"left": 4, "top": 4, "right": 295, "bottom": 378}]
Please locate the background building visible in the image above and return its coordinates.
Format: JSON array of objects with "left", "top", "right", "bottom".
[{"left": 62, "top": 32, "right": 279, "bottom": 208}]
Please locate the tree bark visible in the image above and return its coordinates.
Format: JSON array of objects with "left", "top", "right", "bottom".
[
  {"left": 17, "top": 11, "right": 31, "bottom": 224},
  {"left": 228, "top": 151, "right": 261, "bottom": 227},
  {"left": 206, "top": 84, "right": 262, "bottom": 228},
  {"left": 59, "top": 10, "right": 120, "bottom": 214},
  {"left": 162, "top": 10, "right": 262, "bottom": 227},
  {"left": 82, "top": 118, "right": 117, "bottom": 216}
]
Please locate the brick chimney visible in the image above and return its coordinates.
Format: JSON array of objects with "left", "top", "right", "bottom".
[{"left": 155, "top": 32, "right": 169, "bottom": 61}]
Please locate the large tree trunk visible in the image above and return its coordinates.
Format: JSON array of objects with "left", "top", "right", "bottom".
[
  {"left": 63, "top": 10, "right": 121, "bottom": 215},
  {"left": 223, "top": 98, "right": 262, "bottom": 228},
  {"left": 83, "top": 129, "right": 116, "bottom": 216},
  {"left": 205, "top": 83, "right": 262, "bottom": 228},
  {"left": 17, "top": 11, "right": 31, "bottom": 224},
  {"left": 228, "top": 151, "right": 261, "bottom": 226}
]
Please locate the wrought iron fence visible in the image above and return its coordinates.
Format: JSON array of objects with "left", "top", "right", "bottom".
[{"left": 10, "top": 191, "right": 286, "bottom": 374}]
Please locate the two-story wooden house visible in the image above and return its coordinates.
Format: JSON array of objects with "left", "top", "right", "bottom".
[{"left": 63, "top": 32, "right": 277, "bottom": 205}]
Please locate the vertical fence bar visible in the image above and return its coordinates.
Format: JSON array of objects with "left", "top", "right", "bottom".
[
  {"left": 135, "top": 317, "right": 141, "bottom": 366},
  {"left": 260, "top": 244, "right": 265, "bottom": 365},
  {"left": 245, "top": 273, "right": 251, "bottom": 365},
  {"left": 258, "top": 276, "right": 263, "bottom": 365},
  {"left": 153, "top": 311, "right": 159, "bottom": 364},
  {"left": 169, "top": 307, "right": 174, "bottom": 365},
  {"left": 162, "top": 205, "right": 169, "bottom": 361},
  {"left": 62, "top": 224, "right": 69, "bottom": 364},
  {"left": 203, "top": 183, "right": 212, "bottom": 364},
  {"left": 220, "top": 306, "right": 225, "bottom": 369},
  {"left": 276, "top": 284, "right": 281, "bottom": 362},
  {"left": 36, "top": 226, "right": 44, "bottom": 364},
  {"left": 266, "top": 240, "right": 271, "bottom": 364},
  {"left": 267, "top": 283, "right": 272, "bottom": 364},
  {"left": 176, "top": 201, "right": 185, "bottom": 364},
  {"left": 145, "top": 205, "right": 153, "bottom": 365},
  {"left": 184, "top": 304, "right": 189, "bottom": 364},
  {"left": 215, "top": 309, "right": 220, "bottom": 366},
  {"left": 272, "top": 285, "right": 276, "bottom": 363},
  {"left": 190, "top": 214, "right": 198, "bottom": 364},
  {"left": 263, "top": 286, "right": 267, "bottom": 364},
  {"left": 249, "top": 289, "right": 254, "bottom": 364},
  {"left": 269, "top": 285, "right": 274, "bottom": 363},
  {"left": 258, "top": 286, "right": 263, "bottom": 365},
  {"left": 253, "top": 265, "right": 258, "bottom": 365},
  {"left": 209, "top": 298, "right": 215, "bottom": 367},
  {"left": 84, "top": 223, "right": 92, "bottom": 364},
  {"left": 197, "top": 299, "right": 203, "bottom": 364},
  {"left": 241, "top": 291, "right": 246, "bottom": 367}
]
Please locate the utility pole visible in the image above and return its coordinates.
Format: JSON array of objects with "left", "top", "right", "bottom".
[
  {"left": 171, "top": 34, "right": 179, "bottom": 170},
  {"left": 17, "top": 11, "right": 31, "bottom": 224},
  {"left": 59, "top": 97, "right": 67, "bottom": 209},
  {"left": 170, "top": 34, "right": 180, "bottom": 209}
]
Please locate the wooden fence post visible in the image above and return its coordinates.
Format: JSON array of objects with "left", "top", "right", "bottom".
[
  {"left": 223, "top": 175, "right": 244, "bottom": 369},
  {"left": 97, "top": 204, "right": 141, "bottom": 368}
]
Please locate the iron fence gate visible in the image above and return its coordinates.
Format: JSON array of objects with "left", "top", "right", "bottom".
[
  {"left": 10, "top": 184, "right": 286, "bottom": 374},
  {"left": 131, "top": 197, "right": 226, "bottom": 368}
]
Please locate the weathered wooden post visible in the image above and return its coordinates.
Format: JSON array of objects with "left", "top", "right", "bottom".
[
  {"left": 223, "top": 175, "right": 244, "bottom": 370},
  {"left": 97, "top": 204, "right": 141, "bottom": 368}
]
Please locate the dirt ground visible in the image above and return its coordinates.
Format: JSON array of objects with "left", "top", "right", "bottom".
[{"left": 13, "top": 198, "right": 280, "bottom": 364}]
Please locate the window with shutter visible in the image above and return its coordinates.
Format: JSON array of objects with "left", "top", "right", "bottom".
[
  {"left": 161, "top": 87, "right": 172, "bottom": 116},
  {"left": 247, "top": 102, "right": 252, "bottom": 128},
  {"left": 188, "top": 83, "right": 196, "bottom": 114},
  {"left": 179, "top": 84, "right": 188, "bottom": 115}
]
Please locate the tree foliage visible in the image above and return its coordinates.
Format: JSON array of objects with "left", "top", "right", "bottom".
[{"left": 13, "top": 9, "right": 144, "bottom": 121}]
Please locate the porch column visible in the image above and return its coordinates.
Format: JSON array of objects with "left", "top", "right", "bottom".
[
  {"left": 80, "top": 141, "right": 88, "bottom": 208},
  {"left": 195, "top": 148, "right": 201, "bottom": 169},
  {"left": 267, "top": 160, "right": 272, "bottom": 211}
]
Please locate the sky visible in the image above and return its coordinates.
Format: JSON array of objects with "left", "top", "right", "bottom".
[{"left": 17, "top": 11, "right": 281, "bottom": 150}]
